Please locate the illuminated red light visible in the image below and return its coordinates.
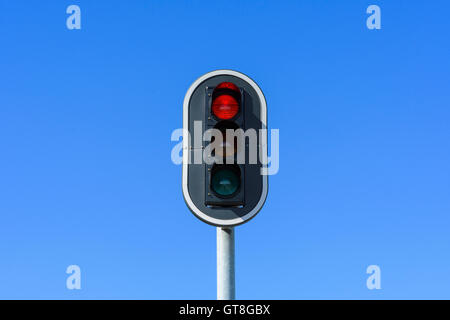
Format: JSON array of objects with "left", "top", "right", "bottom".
[
  {"left": 212, "top": 82, "right": 240, "bottom": 120},
  {"left": 212, "top": 95, "right": 239, "bottom": 120}
]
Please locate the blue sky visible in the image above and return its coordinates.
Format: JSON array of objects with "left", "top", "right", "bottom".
[{"left": 0, "top": 1, "right": 449, "bottom": 299}]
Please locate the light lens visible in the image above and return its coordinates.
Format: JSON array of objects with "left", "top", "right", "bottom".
[
  {"left": 212, "top": 94, "right": 239, "bottom": 120},
  {"left": 213, "top": 121, "right": 239, "bottom": 158},
  {"left": 211, "top": 167, "right": 240, "bottom": 197},
  {"left": 215, "top": 140, "right": 236, "bottom": 158},
  {"left": 211, "top": 82, "right": 240, "bottom": 120}
]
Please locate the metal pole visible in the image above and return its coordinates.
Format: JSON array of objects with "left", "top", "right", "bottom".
[{"left": 217, "top": 227, "right": 235, "bottom": 300}]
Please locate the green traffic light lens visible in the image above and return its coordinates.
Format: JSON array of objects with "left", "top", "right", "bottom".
[{"left": 211, "top": 167, "right": 240, "bottom": 197}]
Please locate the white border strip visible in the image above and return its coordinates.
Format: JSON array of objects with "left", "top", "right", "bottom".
[{"left": 182, "top": 70, "right": 268, "bottom": 226}]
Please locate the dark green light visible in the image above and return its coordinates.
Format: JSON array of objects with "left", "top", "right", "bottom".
[{"left": 211, "top": 168, "right": 240, "bottom": 197}]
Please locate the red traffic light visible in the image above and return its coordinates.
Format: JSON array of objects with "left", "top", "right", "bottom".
[
  {"left": 212, "top": 82, "right": 240, "bottom": 120},
  {"left": 212, "top": 95, "right": 239, "bottom": 120}
]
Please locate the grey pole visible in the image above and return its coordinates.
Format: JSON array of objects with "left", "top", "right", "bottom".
[{"left": 217, "top": 227, "right": 235, "bottom": 300}]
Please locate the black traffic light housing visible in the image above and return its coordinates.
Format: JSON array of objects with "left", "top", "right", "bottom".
[{"left": 182, "top": 70, "right": 268, "bottom": 227}]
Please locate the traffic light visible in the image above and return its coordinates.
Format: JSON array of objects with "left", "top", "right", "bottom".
[{"left": 182, "top": 70, "right": 268, "bottom": 227}]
